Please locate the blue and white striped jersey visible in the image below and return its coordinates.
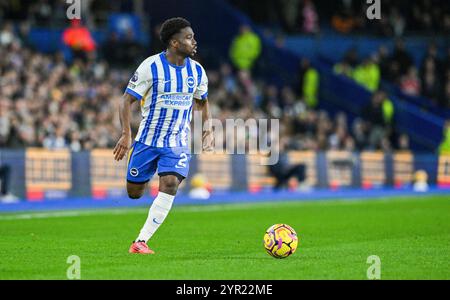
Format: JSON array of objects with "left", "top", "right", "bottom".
[{"left": 125, "top": 51, "right": 208, "bottom": 148}]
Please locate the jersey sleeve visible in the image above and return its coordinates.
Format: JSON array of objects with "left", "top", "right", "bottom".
[
  {"left": 193, "top": 65, "right": 208, "bottom": 100},
  {"left": 125, "top": 59, "right": 152, "bottom": 100}
]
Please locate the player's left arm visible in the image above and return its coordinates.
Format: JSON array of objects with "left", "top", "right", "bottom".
[
  {"left": 193, "top": 65, "right": 214, "bottom": 152},
  {"left": 193, "top": 97, "right": 214, "bottom": 152}
]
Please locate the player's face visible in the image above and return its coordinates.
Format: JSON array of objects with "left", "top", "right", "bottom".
[{"left": 175, "top": 27, "right": 197, "bottom": 58}]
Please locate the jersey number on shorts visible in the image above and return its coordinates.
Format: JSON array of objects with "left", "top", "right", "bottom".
[{"left": 175, "top": 153, "right": 188, "bottom": 169}]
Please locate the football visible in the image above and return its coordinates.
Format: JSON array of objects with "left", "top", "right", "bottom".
[{"left": 263, "top": 224, "right": 298, "bottom": 259}]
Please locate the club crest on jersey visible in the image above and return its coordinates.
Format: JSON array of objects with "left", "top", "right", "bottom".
[
  {"left": 131, "top": 72, "right": 139, "bottom": 82},
  {"left": 130, "top": 168, "right": 139, "bottom": 177},
  {"left": 186, "top": 76, "right": 195, "bottom": 88}
]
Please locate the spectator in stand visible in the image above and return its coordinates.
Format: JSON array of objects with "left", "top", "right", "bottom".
[
  {"left": 444, "top": 48, "right": 450, "bottom": 76},
  {"left": 362, "top": 90, "right": 394, "bottom": 149},
  {"left": 298, "top": 58, "right": 319, "bottom": 108},
  {"left": 0, "top": 163, "right": 18, "bottom": 203},
  {"left": 389, "top": 7, "right": 406, "bottom": 37},
  {"left": 444, "top": 74, "right": 450, "bottom": 108},
  {"left": 422, "top": 44, "right": 442, "bottom": 76},
  {"left": 261, "top": 85, "right": 281, "bottom": 117},
  {"left": 352, "top": 118, "right": 368, "bottom": 151},
  {"left": 0, "top": 22, "right": 18, "bottom": 47},
  {"left": 397, "top": 134, "right": 410, "bottom": 151},
  {"left": 329, "top": 124, "right": 347, "bottom": 150},
  {"left": 333, "top": 59, "right": 353, "bottom": 78},
  {"left": 421, "top": 45, "right": 450, "bottom": 107},
  {"left": 328, "top": 112, "right": 354, "bottom": 151},
  {"left": 102, "top": 32, "right": 122, "bottom": 65},
  {"left": 62, "top": 19, "right": 96, "bottom": 62},
  {"left": 121, "top": 28, "right": 145, "bottom": 66},
  {"left": 438, "top": 121, "right": 450, "bottom": 155},
  {"left": 421, "top": 56, "right": 441, "bottom": 106},
  {"left": 43, "top": 126, "right": 68, "bottom": 150},
  {"left": 69, "top": 131, "right": 82, "bottom": 152},
  {"left": 400, "top": 67, "right": 421, "bottom": 96},
  {"left": 377, "top": 46, "right": 393, "bottom": 81},
  {"left": 284, "top": 92, "right": 307, "bottom": 124},
  {"left": 390, "top": 40, "right": 414, "bottom": 78},
  {"left": 229, "top": 25, "right": 262, "bottom": 72},
  {"left": 331, "top": 8, "right": 358, "bottom": 34},
  {"left": 443, "top": 49, "right": 450, "bottom": 107},
  {"left": 333, "top": 48, "right": 358, "bottom": 78},
  {"left": 353, "top": 55, "right": 380, "bottom": 92},
  {"left": 29, "top": 0, "right": 53, "bottom": 27},
  {"left": 301, "top": 0, "right": 320, "bottom": 34},
  {"left": 220, "top": 63, "right": 238, "bottom": 94}
]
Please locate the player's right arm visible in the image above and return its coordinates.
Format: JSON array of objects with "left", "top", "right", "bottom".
[
  {"left": 113, "top": 59, "right": 153, "bottom": 161},
  {"left": 113, "top": 93, "right": 136, "bottom": 161}
]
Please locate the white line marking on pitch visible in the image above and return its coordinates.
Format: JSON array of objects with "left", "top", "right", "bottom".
[
  {"left": 0, "top": 195, "right": 432, "bottom": 220},
  {"left": 0, "top": 208, "right": 145, "bottom": 220},
  {"left": 0, "top": 202, "right": 296, "bottom": 220}
]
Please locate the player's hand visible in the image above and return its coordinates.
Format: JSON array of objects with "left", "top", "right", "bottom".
[
  {"left": 202, "top": 130, "right": 215, "bottom": 153},
  {"left": 113, "top": 134, "right": 132, "bottom": 161}
]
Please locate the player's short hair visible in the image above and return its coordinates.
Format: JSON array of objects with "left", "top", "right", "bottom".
[{"left": 160, "top": 17, "right": 191, "bottom": 47}]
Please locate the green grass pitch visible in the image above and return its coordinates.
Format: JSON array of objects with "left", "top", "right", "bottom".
[{"left": 0, "top": 195, "right": 449, "bottom": 279}]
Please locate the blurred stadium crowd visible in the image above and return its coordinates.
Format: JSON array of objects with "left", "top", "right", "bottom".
[
  {"left": 233, "top": 0, "right": 450, "bottom": 110},
  {"left": 0, "top": 0, "right": 448, "bottom": 153},
  {"left": 0, "top": 0, "right": 137, "bottom": 27},
  {"left": 0, "top": 21, "right": 409, "bottom": 153},
  {"left": 3, "top": 0, "right": 449, "bottom": 34},
  {"left": 232, "top": 0, "right": 450, "bottom": 36},
  {"left": 333, "top": 42, "right": 450, "bottom": 109}
]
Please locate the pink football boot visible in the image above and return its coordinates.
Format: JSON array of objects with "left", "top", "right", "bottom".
[{"left": 129, "top": 241, "right": 155, "bottom": 254}]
